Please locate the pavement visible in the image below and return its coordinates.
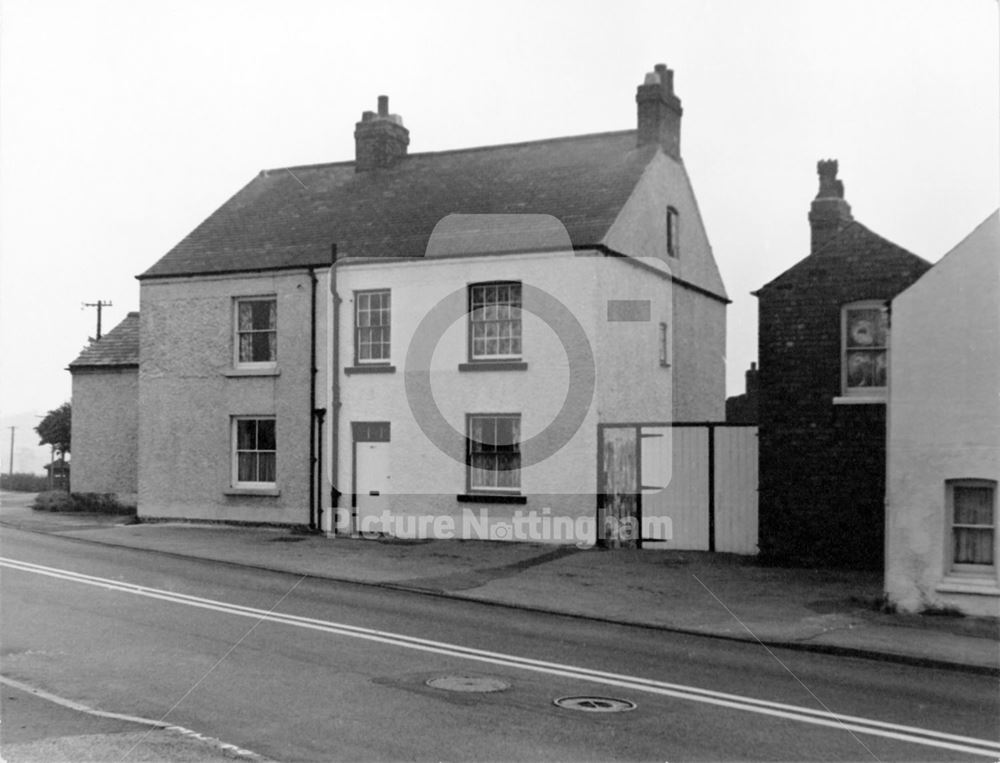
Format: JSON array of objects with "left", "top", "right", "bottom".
[{"left": 1, "top": 492, "right": 997, "bottom": 677}]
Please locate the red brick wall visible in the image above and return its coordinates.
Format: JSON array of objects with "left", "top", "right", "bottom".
[{"left": 756, "top": 223, "right": 931, "bottom": 567}]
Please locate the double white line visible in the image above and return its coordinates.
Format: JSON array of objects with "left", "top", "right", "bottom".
[{"left": 3, "top": 556, "right": 999, "bottom": 759}]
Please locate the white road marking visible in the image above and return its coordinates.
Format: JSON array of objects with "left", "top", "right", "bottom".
[
  {"left": 0, "top": 674, "right": 263, "bottom": 760},
  {"left": 3, "top": 556, "right": 999, "bottom": 758}
]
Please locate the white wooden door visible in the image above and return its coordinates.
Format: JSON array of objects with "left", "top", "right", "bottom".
[{"left": 356, "top": 442, "right": 390, "bottom": 535}]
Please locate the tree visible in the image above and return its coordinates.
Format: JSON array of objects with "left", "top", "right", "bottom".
[{"left": 35, "top": 402, "right": 71, "bottom": 457}]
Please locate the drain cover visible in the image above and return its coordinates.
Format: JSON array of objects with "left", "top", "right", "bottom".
[
  {"left": 553, "top": 696, "right": 636, "bottom": 712},
  {"left": 426, "top": 675, "right": 510, "bottom": 693}
]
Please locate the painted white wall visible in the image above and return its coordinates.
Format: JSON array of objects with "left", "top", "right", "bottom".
[
  {"left": 603, "top": 151, "right": 727, "bottom": 420},
  {"left": 330, "top": 250, "right": 677, "bottom": 542},
  {"left": 139, "top": 269, "right": 330, "bottom": 524},
  {"left": 886, "top": 211, "right": 1000, "bottom": 616}
]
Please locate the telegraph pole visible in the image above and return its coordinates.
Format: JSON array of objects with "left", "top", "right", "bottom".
[
  {"left": 83, "top": 300, "right": 113, "bottom": 340},
  {"left": 7, "top": 426, "right": 14, "bottom": 476}
]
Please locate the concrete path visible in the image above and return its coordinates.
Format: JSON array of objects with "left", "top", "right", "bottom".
[{"left": 1, "top": 493, "right": 996, "bottom": 675}]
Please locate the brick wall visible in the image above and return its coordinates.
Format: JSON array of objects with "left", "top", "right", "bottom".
[{"left": 756, "top": 222, "right": 931, "bottom": 567}]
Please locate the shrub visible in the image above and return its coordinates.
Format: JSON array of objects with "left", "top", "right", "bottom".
[
  {"left": 33, "top": 490, "right": 74, "bottom": 512},
  {"left": 1, "top": 473, "right": 49, "bottom": 492},
  {"left": 70, "top": 493, "right": 136, "bottom": 516}
]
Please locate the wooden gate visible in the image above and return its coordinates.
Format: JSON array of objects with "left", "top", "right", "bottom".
[{"left": 597, "top": 423, "right": 758, "bottom": 553}]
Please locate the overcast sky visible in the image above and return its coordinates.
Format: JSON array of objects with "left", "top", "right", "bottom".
[{"left": 1, "top": 0, "right": 997, "bottom": 473}]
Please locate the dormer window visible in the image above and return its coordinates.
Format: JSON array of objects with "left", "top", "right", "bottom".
[{"left": 667, "top": 206, "right": 680, "bottom": 258}]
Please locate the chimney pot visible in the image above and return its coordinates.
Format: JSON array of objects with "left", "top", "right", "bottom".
[{"left": 355, "top": 96, "right": 409, "bottom": 172}]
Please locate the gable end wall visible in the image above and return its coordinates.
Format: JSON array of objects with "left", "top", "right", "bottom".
[{"left": 757, "top": 239, "right": 931, "bottom": 567}]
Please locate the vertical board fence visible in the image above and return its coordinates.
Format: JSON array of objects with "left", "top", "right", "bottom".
[{"left": 598, "top": 423, "right": 758, "bottom": 554}]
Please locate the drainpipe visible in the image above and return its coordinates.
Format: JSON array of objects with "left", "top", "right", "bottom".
[
  {"left": 314, "top": 407, "right": 326, "bottom": 531},
  {"left": 330, "top": 243, "right": 343, "bottom": 534},
  {"left": 308, "top": 267, "right": 318, "bottom": 531}
]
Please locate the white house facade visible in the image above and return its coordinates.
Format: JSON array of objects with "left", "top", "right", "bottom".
[
  {"left": 131, "top": 64, "right": 730, "bottom": 543},
  {"left": 885, "top": 210, "right": 1000, "bottom": 616}
]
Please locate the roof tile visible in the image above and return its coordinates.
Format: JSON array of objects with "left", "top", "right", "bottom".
[
  {"left": 139, "top": 131, "right": 659, "bottom": 279},
  {"left": 68, "top": 312, "right": 140, "bottom": 368}
]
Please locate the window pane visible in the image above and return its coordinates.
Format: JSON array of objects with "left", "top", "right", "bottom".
[
  {"left": 954, "top": 486, "right": 994, "bottom": 525},
  {"left": 469, "top": 417, "right": 487, "bottom": 447},
  {"left": 496, "top": 417, "right": 516, "bottom": 446},
  {"left": 239, "top": 303, "right": 253, "bottom": 331},
  {"left": 847, "top": 309, "right": 884, "bottom": 348},
  {"left": 239, "top": 333, "right": 253, "bottom": 363},
  {"left": 237, "top": 420, "right": 256, "bottom": 450},
  {"left": 258, "top": 452, "right": 276, "bottom": 483},
  {"left": 252, "top": 332, "right": 272, "bottom": 362},
  {"left": 846, "top": 350, "right": 884, "bottom": 388},
  {"left": 257, "top": 420, "right": 276, "bottom": 450},
  {"left": 955, "top": 528, "right": 994, "bottom": 565},
  {"left": 238, "top": 453, "right": 257, "bottom": 482}
]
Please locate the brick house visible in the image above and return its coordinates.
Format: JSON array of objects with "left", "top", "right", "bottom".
[
  {"left": 754, "top": 161, "right": 932, "bottom": 567},
  {"left": 129, "top": 65, "right": 730, "bottom": 542}
]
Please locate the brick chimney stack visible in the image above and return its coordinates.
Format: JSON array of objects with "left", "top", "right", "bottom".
[
  {"left": 636, "top": 63, "right": 683, "bottom": 159},
  {"left": 354, "top": 95, "right": 409, "bottom": 172},
  {"left": 808, "top": 159, "right": 853, "bottom": 252}
]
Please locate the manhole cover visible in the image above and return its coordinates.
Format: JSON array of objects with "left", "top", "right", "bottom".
[
  {"left": 553, "top": 696, "right": 636, "bottom": 712},
  {"left": 426, "top": 675, "right": 510, "bottom": 693}
]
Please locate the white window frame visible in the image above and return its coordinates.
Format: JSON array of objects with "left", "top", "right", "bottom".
[
  {"left": 467, "top": 413, "right": 522, "bottom": 493},
  {"left": 666, "top": 206, "right": 680, "bottom": 259},
  {"left": 234, "top": 296, "right": 277, "bottom": 369},
  {"left": 947, "top": 479, "right": 997, "bottom": 577},
  {"left": 232, "top": 416, "right": 277, "bottom": 489},
  {"left": 468, "top": 282, "right": 522, "bottom": 362},
  {"left": 355, "top": 289, "right": 392, "bottom": 364},
  {"left": 838, "top": 300, "right": 888, "bottom": 402}
]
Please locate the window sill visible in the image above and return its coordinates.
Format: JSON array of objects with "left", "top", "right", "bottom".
[
  {"left": 458, "top": 361, "right": 528, "bottom": 373},
  {"left": 224, "top": 487, "right": 280, "bottom": 497},
  {"left": 938, "top": 576, "right": 1000, "bottom": 596},
  {"left": 224, "top": 367, "right": 280, "bottom": 378},
  {"left": 832, "top": 395, "right": 885, "bottom": 405},
  {"left": 344, "top": 364, "right": 396, "bottom": 375},
  {"left": 456, "top": 493, "right": 527, "bottom": 505}
]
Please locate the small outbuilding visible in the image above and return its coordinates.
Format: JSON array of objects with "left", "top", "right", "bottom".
[{"left": 68, "top": 312, "right": 140, "bottom": 508}]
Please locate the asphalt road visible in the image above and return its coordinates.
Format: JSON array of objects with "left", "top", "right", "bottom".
[{"left": 1, "top": 526, "right": 998, "bottom": 761}]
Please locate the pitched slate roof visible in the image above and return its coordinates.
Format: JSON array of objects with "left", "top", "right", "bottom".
[
  {"left": 754, "top": 221, "right": 932, "bottom": 294},
  {"left": 68, "top": 312, "right": 140, "bottom": 369},
  {"left": 139, "top": 131, "right": 659, "bottom": 279}
]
